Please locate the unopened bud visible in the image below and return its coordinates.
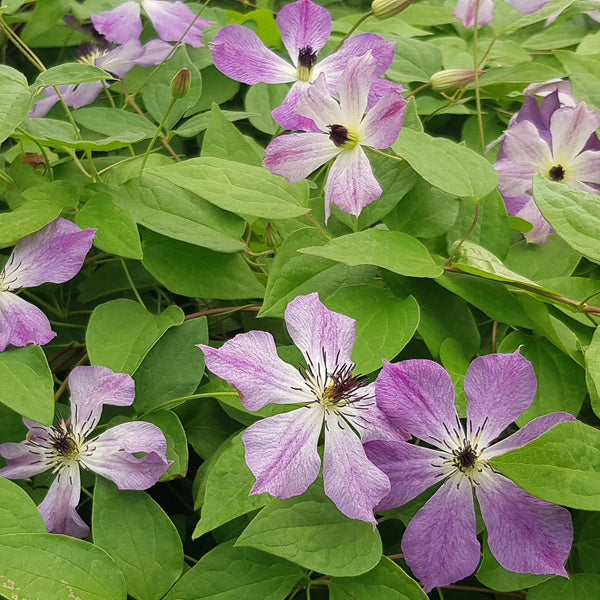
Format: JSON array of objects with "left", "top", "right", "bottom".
[
  {"left": 170, "top": 68, "right": 191, "bottom": 99},
  {"left": 371, "top": 0, "right": 414, "bottom": 19},
  {"left": 263, "top": 223, "right": 281, "bottom": 249},
  {"left": 430, "top": 68, "right": 485, "bottom": 92}
]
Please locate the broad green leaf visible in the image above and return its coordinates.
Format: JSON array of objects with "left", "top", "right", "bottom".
[
  {"left": 226, "top": 8, "right": 282, "bottom": 47},
  {"left": 299, "top": 229, "right": 443, "bottom": 278},
  {"left": 0, "top": 533, "right": 126, "bottom": 600},
  {"left": 467, "top": 63, "right": 564, "bottom": 87},
  {"left": 0, "top": 345, "right": 53, "bottom": 425},
  {"left": 574, "top": 512, "right": 600, "bottom": 574},
  {"left": 244, "top": 82, "right": 289, "bottom": 135},
  {"left": 237, "top": 485, "right": 382, "bottom": 577},
  {"left": 439, "top": 338, "right": 470, "bottom": 417},
  {"left": 503, "top": 0, "right": 577, "bottom": 31},
  {"left": 73, "top": 107, "right": 156, "bottom": 140},
  {"left": 0, "top": 477, "right": 46, "bottom": 535},
  {"left": 148, "top": 157, "right": 310, "bottom": 219},
  {"left": 585, "top": 327, "right": 600, "bottom": 418},
  {"left": 86, "top": 299, "right": 184, "bottom": 375},
  {"left": 0, "top": 65, "right": 33, "bottom": 144},
  {"left": 555, "top": 51, "right": 600, "bottom": 112},
  {"left": 190, "top": 65, "right": 239, "bottom": 112},
  {"left": 325, "top": 285, "right": 419, "bottom": 374},
  {"left": 92, "top": 478, "right": 183, "bottom": 600},
  {"left": 523, "top": 23, "right": 584, "bottom": 50},
  {"left": 528, "top": 573, "right": 600, "bottom": 600},
  {"left": 35, "top": 63, "right": 115, "bottom": 87},
  {"left": 174, "top": 109, "right": 259, "bottom": 138},
  {"left": 386, "top": 38, "right": 443, "bottom": 83},
  {"left": 538, "top": 277, "right": 600, "bottom": 327},
  {"left": 163, "top": 540, "right": 304, "bottom": 600},
  {"left": 392, "top": 128, "right": 498, "bottom": 199},
  {"left": 491, "top": 421, "right": 600, "bottom": 510},
  {"left": 533, "top": 174, "right": 600, "bottom": 263},
  {"left": 328, "top": 557, "right": 428, "bottom": 600}
]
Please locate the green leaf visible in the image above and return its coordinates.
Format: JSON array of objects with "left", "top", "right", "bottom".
[
  {"left": 325, "top": 285, "right": 419, "bottom": 374},
  {"left": 0, "top": 345, "right": 54, "bottom": 425},
  {"left": 527, "top": 573, "right": 600, "bottom": 600},
  {"left": 392, "top": 128, "right": 498, "bottom": 199},
  {"left": 585, "top": 327, "right": 600, "bottom": 419},
  {"left": 237, "top": 485, "right": 382, "bottom": 577},
  {"left": 35, "top": 63, "right": 115, "bottom": 87},
  {"left": 574, "top": 512, "right": 600, "bottom": 574},
  {"left": 533, "top": 174, "right": 600, "bottom": 263},
  {"left": 86, "top": 299, "right": 184, "bottom": 375},
  {"left": 141, "top": 231, "right": 265, "bottom": 300},
  {"left": 73, "top": 107, "right": 157, "bottom": 140},
  {"left": 0, "top": 477, "right": 46, "bottom": 535},
  {"left": 174, "top": 109, "right": 258, "bottom": 138},
  {"left": 0, "top": 65, "right": 33, "bottom": 144},
  {"left": 491, "top": 421, "right": 600, "bottom": 510},
  {"left": 244, "top": 82, "right": 289, "bottom": 135},
  {"left": 555, "top": 51, "right": 600, "bottom": 112},
  {"left": 148, "top": 157, "right": 310, "bottom": 219},
  {"left": 163, "top": 540, "right": 304, "bottom": 600},
  {"left": 386, "top": 38, "right": 443, "bottom": 83},
  {"left": 226, "top": 8, "right": 281, "bottom": 47},
  {"left": 300, "top": 229, "right": 442, "bottom": 278},
  {"left": 0, "top": 533, "right": 127, "bottom": 600},
  {"left": 141, "top": 410, "right": 188, "bottom": 480},
  {"left": 328, "top": 557, "right": 428, "bottom": 600},
  {"left": 468, "top": 63, "right": 564, "bottom": 87},
  {"left": 92, "top": 478, "right": 183, "bottom": 600}
]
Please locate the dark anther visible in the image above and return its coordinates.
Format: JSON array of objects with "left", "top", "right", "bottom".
[
  {"left": 549, "top": 164, "right": 565, "bottom": 181},
  {"left": 456, "top": 444, "right": 477, "bottom": 469},
  {"left": 52, "top": 433, "right": 77, "bottom": 456},
  {"left": 298, "top": 45, "right": 317, "bottom": 69},
  {"left": 328, "top": 124, "right": 351, "bottom": 148}
]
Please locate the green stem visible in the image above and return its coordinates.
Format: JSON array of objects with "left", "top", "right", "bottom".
[
  {"left": 120, "top": 258, "right": 147, "bottom": 309},
  {"left": 0, "top": 15, "right": 46, "bottom": 71},
  {"left": 445, "top": 200, "right": 480, "bottom": 266},
  {"left": 184, "top": 305, "right": 261, "bottom": 320},
  {"left": 472, "top": 0, "right": 486, "bottom": 153},
  {"left": 368, "top": 147, "right": 405, "bottom": 163},
  {"left": 332, "top": 10, "right": 374, "bottom": 51},
  {"left": 139, "top": 98, "right": 177, "bottom": 173}
]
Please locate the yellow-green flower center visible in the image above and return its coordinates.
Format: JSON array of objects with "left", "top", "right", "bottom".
[
  {"left": 296, "top": 46, "right": 317, "bottom": 82},
  {"left": 328, "top": 124, "right": 360, "bottom": 150}
]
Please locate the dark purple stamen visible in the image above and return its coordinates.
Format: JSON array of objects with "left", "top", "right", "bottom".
[
  {"left": 328, "top": 124, "right": 350, "bottom": 147},
  {"left": 549, "top": 164, "right": 565, "bottom": 181},
  {"left": 298, "top": 45, "right": 317, "bottom": 69}
]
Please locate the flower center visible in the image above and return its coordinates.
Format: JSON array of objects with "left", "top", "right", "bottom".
[
  {"left": 328, "top": 124, "right": 359, "bottom": 150},
  {"left": 77, "top": 41, "right": 110, "bottom": 67},
  {"left": 48, "top": 423, "right": 87, "bottom": 466},
  {"left": 297, "top": 45, "right": 317, "bottom": 82},
  {"left": 321, "top": 364, "right": 366, "bottom": 408},
  {"left": 548, "top": 164, "right": 565, "bottom": 181}
]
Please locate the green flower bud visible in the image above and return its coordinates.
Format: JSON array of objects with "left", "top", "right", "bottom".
[
  {"left": 430, "top": 68, "right": 485, "bottom": 92},
  {"left": 371, "top": 0, "right": 414, "bottom": 19},
  {"left": 170, "top": 68, "right": 191, "bottom": 99}
]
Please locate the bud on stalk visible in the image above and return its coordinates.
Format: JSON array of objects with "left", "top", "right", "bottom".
[
  {"left": 371, "top": 0, "right": 414, "bottom": 19},
  {"left": 430, "top": 68, "right": 485, "bottom": 92},
  {"left": 170, "top": 68, "right": 191, "bottom": 99}
]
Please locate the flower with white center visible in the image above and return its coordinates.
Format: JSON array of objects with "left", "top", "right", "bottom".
[
  {"left": 198, "top": 293, "right": 406, "bottom": 525},
  {"left": 211, "top": 0, "right": 397, "bottom": 131},
  {"left": 0, "top": 366, "right": 171, "bottom": 537},
  {"left": 365, "top": 351, "right": 574, "bottom": 592},
  {"left": 263, "top": 52, "right": 407, "bottom": 220},
  {"left": 454, "top": 0, "right": 551, "bottom": 27},
  {"left": 0, "top": 218, "right": 95, "bottom": 352}
]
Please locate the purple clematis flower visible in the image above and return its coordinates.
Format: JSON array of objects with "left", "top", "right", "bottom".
[
  {"left": 494, "top": 92, "right": 600, "bottom": 243},
  {"left": 263, "top": 52, "right": 407, "bottom": 220},
  {"left": 0, "top": 218, "right": 95, "bottom": 352},
  {"left": 198, "top": 293, "right": 406, "bottom": 525},
  {"left": 211, "top": 0, "right": 397, "bottom": 131},
  {"left": 0, "top": 365, "right": 171, "bottom": 538},
  {"left": 365, "top": 351, "right": 574, "bottom": 592},
  {"left": 29, "top": 38, "right": 172, "bottom": 118},
  {"left": 454, "top": 0, "right": 551, "bottom": 27},
  {"left": 91, "top": 0, "right": 212, "bottom": 47}
]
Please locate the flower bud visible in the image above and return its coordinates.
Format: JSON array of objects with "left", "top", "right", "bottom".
[
  {"left": 430, "top": 68, "right": 485, "bottom": 92},
  {"left": 263, "top": 223, "right": 281, "bottom": 249},
  {"left": 371, "top": 0, "right": 414, "bottom": 19},
  {"left": 170, "top": 68, "right": 191, "bottom": 99}
]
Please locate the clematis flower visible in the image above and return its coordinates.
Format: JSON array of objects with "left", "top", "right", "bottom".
[
  {"left": 365, "top": 351, "right": 574, "bottom": 592},
  {"left": 523, "top": 78, "right": 575, "bottom": 108},
  {"left": 29, "top": 38, "right": 172, "bottom": 118},
  {"left": 91, "top": 0, "right": 212, "bottom": 47},
  {"left": 0, "top": 218, "right": 95, "bottom": 352},
  {"left": 263, "top": 52, "right": 406, "bottom": 220},
  {"left": 494, "top": 93, "right": 600, "bottom": 243},
  {"left": 198, "top": 293, "right": 406, "bottom": 525},
  {"left": 453, "top": 0, "right": 551, "bottom": 27},
  {"left": 211, "top": 0, "right": 397, "bottom": 131},
  {"left": 0, "top": 365, "right": 171, "bottom": 537}
]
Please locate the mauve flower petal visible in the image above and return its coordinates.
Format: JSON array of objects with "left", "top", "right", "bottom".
[
  {"left": 568, "top": 149, "right": 600, "bottom": 185},
  {"left": 523, "top": 79, "right": 575, "bottom": 108},
  {"left": 364, "top": 440, "right": 443, "bottom": 510},
  {"left": 453, "top": 0, "right": 494, "bottom": 27},
  {"left": 95, "top": 39, "right": 145, "bottom": 78},
  {"left": 142, "top": 0, "right": 212, "bottom": 47},
  {"left": 500, "top": 120, "right": 553, "bottom": 171},
  {"left": 272, "top": 81, "right": 320, "bottom": 132},
  {"left": 503, "top": 193, "right": 530, "bottom": 216},
  {"left": 2, "top": 218, "right": 95, "bottom": 289},
  {"left": 0, "top": 292, "right": 55, "bottom": 352},
  {"left": 277, "top": 0, "right": 331, "bottom": 66},
  {"left": 375, "top": 360, "right": 459, "bottom": 449},
  {"left": 38, "top": 465, "right": 89, "bottom": 538},
  {"left": 495, "top": 157, "right": 536, "bottom": 198},
  {"left": 550, "top": 102, "right": 600, "bottom": 162},
  {"left": 338, "top": 53, "right": 377, "bottom": 128},
  {"left": 69, "top": 81, "right": 105, "bottom": 109},
  {"left": 323, "top": 414, "right": 390, "bottom": 525},
  {"left": 263, "top": 132, "right": 339, "bottom": 184},
  {"left": 199, "top": 331, "right": 310, "bottom": 411},
  {"left": 506, "top": 0, "right": 551, "bottom": 14},
  {"left": 243, "top": 407, "right": 323, "bottom": 498},
  {"left": 354, "top": 384, "right": 410, "bottom": 443},
  {"left": 359, "top": 87, "right": 406, "bottom": 149},
  {"left": 0, "top": 440, "right": 53, "bottom": 479},
  {"left": 211, "top": 24, "right": 295, "bottom": 85},
  {"left": 402, "top": 478, "right": 480, "bottom": 592},
  {"left": 367, "top": 78, "right": 405, "bottom": 111},
  {"left": 91, "top": 1, "right": 141, "bottom": 45},
  {"left": 324, "top": 146, "right": 382, "bottom": 220},
  {"left": 137, "top": 39, "right": 173, "bottom": 66},
  {"left": 516, "top": 199, "right": 553, "bottom": 244},
  {"left": 476, "top": 471, "right": 572, "bottom": 576},
  {"left": 28, "top": 86, "right": 65, "bottom": 118},
  {"left": 485, "top": 412, "right": 577, "bottom": 459},
  {"left": 294, "top": 73, "right": 342, "bottom": 132},
  {"left": 284, "top": 292, "right": 355, "bottom": 375},
  {"left": 23, "top": 419, "right": 53, "bottom": 445},
  {"left": 68, "top": 366, "right": 135, "bottom": 437}
]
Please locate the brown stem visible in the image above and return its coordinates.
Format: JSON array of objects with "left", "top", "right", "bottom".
[{"left": 184, "top": 306, "right": 262, "bottom": 320}]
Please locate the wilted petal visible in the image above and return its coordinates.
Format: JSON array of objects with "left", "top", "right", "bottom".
[
  {"left": 211, "top": 24, "right": 295, "bottom": 84},
  {"left": 199, "top": 330, "right": 310, "bottom": 411},
  {"left": 294, "top": 73, "right": 343, "bottom": 132},
  {"left": 324, "top": 146, "right": 381, "bottom": 220},
  {"left": 360, "top": 88, "right": 407, "bottom": 149},
  {"left": 466, "top": 351, "right": 537, "bottom": 448},
  {"left": 0, "top": 292, "right": 55, "bottom": 352},
  {"left": 277, "top": 0, "right": 331, "bottom": 65},
  {"left": 477, "top": 471, "right": 572, "bottom": 576},
  {"left": 323, "top": 414, "right": 390, "bottom": 525},
  {"left": 68, "top": 366, "right": 135, "bottom": 437},
  {"left": 402, "top": 478, "right": 480, "bottom": 592},
  {"left": 0, "top": 439, "right": 53, "bottom": 479},
  {"left": 38, "top": 465, "right": 89, "bottom": 538},
  {"left": 91, "top": 1, "right": 141, "bottom": 44},
  {"left": 550, "top": 102, "right": 600, "bottom": 162},
  {"left": 272, "top": 81, "right": 320, "bottom": 131},
  {"left": 142, "top": 0, "right": 212, "bottom": 47},
  {"left": 453, "top": 0, "right": 494, "bottom": 27},
  {"left": 242, "top": 407, "right": 323, "bottom": 498},
  {"left": 506, "top": 0, "right": 551, "bottom": 14},
  {"left": 2, "top": 218, "right": 95, "bottom": 289},
  {"left": 338, "top": 53, "right": 377, "bottom": 128}
]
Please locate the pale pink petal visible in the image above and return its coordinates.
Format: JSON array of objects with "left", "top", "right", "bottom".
[
  {"left": 91, "top": 2, "right": 141, "bottom": 45},
  {"left": 138, "top": 39, "right": 173, "bottom": 66},
  {"left": 338, "top": 53, "right": 377, "bottom": 127},
  {"left": 515, "top": 197, "right": 553, "bottom": 244},
  {"left": 500, "top": 121, "right": 553, "bottom": 172},
  {"left": 476, "top": 471, "right": 572, "bottom": 576},
  {"left": 453, "top": 0, "right": 494, "bottom": 27},
  {"left": 402, "top": 478, "right": 480, "bottom": 592},
  {"left": 69, "top": 81, "right": 105, "bottom": 109},
  {"left": 495, "top": 157, "right": 537, "bottom": 197},
  {"left": 367, "top": 79, "right": 405, "bottom": 111},
  {"left": 242, "top": 407, "right": 323, "bottom": 498},
  {"left": 506, "top": 0, "right": 552, "bottom": 14},
  {"left": 0, "top": 440, "right": 53, "bottom": 479},
  {"left": 0, "top": 292, "right": 55, "bottom": 352},
  {"left": 28, "top": 86, "right": 62, "bottom": 118},
  {"left": 95, "top": 39, "right": 145, "bottom": 78},
  {"left": 465, "top": 351, "right": 537, "bottom": 448},
  {"left": 211, "top": 24, "right": 295, "bottom": 84},
  {"left": 199, "top": 331, "right": 310, "bottom": 411},
  {"left": 142, "top": 0, "right": 212, "bottom": 47},
  {"left": 272, "top": 81, "right": 320, "bottom": 131},
  {"left": 550, "top": 103, "right": 600, "bottom": 162},
  {"left": 293, "top": 73, "right": 343, "bottom": 132},
  {"left": 568, "top": 149, "right": 600, "bottom": 185},
  {"left": 359, "top": 88, "right": 407, "bottom": 149}
]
